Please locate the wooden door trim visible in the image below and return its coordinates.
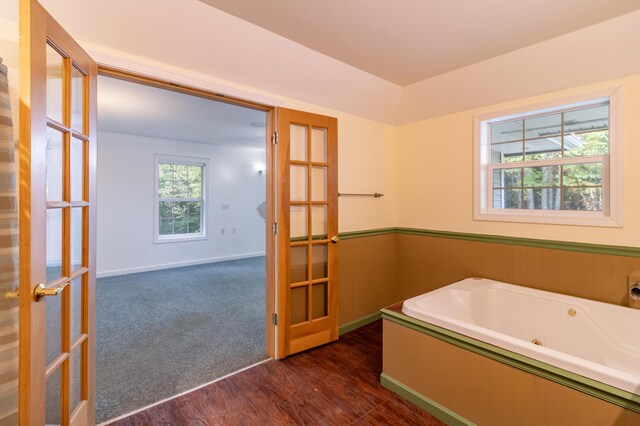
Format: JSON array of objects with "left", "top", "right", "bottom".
[{"left": 96, "top": 66, "right": 278, "bottom": 358}]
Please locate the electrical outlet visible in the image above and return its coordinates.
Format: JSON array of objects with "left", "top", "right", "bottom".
[
  {"left": 232, "top": 228, "right": 237, "bottom": 234},
  {"left": 220, "top": 228, "right": 225, "bottom": 235}
]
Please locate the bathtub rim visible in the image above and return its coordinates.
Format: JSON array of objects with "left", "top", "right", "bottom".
[{"left": 380, "top": 307, "right": 640, "bottom": 414}]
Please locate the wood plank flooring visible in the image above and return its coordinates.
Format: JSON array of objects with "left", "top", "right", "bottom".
[{"left": 109, "top": 320, "right": 444, "bottom": 425}]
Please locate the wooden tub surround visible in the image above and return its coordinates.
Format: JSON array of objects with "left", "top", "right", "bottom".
[{"left": 381, "top": 303, "right": 640, "bottom": 426}]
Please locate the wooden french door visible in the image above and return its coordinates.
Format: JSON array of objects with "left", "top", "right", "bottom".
[
  {"left": 19, "top": 0, "right": 97, "bottom": 424},
  {"left": 276, "top": 108, "right": 338, "bottom": 357}
]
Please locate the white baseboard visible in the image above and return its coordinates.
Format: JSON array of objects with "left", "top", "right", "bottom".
[{"left": 96, "top": 252, "right": 266, "bottom": 278}]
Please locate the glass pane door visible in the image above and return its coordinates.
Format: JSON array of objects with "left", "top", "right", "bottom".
[
  {"left": 277, "top": 108, "right": 338, "bottom": 357},
  {"left": 44, "top": 40, "right": 90, "bottom": 426},
  {"left": 20, "top": 1, "right": 97, "bottom": 423}
]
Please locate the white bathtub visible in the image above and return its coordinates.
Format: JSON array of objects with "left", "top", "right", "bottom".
[{"left": 402, "top": 278, "right": 640, "bottom": 395}]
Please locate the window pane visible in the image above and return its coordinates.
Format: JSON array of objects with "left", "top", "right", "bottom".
[
  {"left": 46, "top": 43, "right": 63, "bottom": 123},
  {"left": 564, "top": 105, "right": 608, "bottom": 157},
  {"left": 564, "top": 130, "right": 608, "bottom": 158},
  {"left": 158, "top": 201, "right": 202, "bottom": 236},
  {"left": 563, "top": 187, "right": 602, "bottom": 211},
  {"left": 158, "top": 163, "right": 203, "bottom": 198},
  {"left": 71, "top": 65, "right": 85, "bottom": 133},
  {"left": 524, "top": 137, "right": 562, "bottom": 161},
  {"left": 525, "top": 113, "right": 561, "bottom": 139},
  {"left": 491, "top": 120, "right": 522, "bottom": 143},
  {"left": 291, "top": 286, "right": 308, "bottom": 324},
  {"left": 492, "top": 168, "right": 521, "bottom": 188},
  {"left": 523, "top": 165, "right": 560, "bottom": 187},
  {"left": 492, "top": 189, "right": 521, "bottom": 209},
  {"left": 523, "top": 188, "right": 562, "bottom": 210},
  {"left": 563, "top": 163, "right": 602, "bottom": 187},
  {"left": 564, "top": 105, "right": 609, "bottom": 133},
  {"left": 491, "top": 141, "right": 522, "bottom": 164}
]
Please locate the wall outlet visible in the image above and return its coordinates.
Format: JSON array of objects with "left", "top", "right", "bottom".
[
  {"left": 232, "top": 228, "right": 237, "bottom": 234},
  {"left": 220, "top": 228, "right": 225, "bottom": 235},
  {"left": 221, "top": 203, "right": 230, "bottom": 210}
]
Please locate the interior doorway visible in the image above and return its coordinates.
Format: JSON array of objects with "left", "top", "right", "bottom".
[{"left": 92, "top": 73, "right": 272, "bottom": 423}]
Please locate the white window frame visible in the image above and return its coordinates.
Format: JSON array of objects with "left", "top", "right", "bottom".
[
  {"left": 154, "top": 154, "right": 209, "bottom": 243},
  {"left": 473, "top": 86, "right": 622, "bottom": 227}
]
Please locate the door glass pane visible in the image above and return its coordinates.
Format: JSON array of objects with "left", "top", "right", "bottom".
[
  {"left": 46, "top": 209, "right": 63, "bottom": 282},
  {"left": 71, "top": 65, "right": 84, "bottom": 132},
  {"left": 311, "top": 127, "right": 327, "bottom": 163},
  {"left": 46, "top": 286, "right": 62, "bottom": 366},
  {"left": 311, "top": 205, "right": 327, "bottom": 240},
  {"left": 311, "top": 244, "right": 328, "bottom": 280},
  {"left": 290, "top": 124, "right": 307, "bottom": 161},
  {"left": 311, "top": 167, "right": 327, "bottom": 201},
  {"left": 70, "top": 348, "right": 82, "bottom": 416},
  {"left": 290, "top": 205, "right": 308, "bottom": 241},
  {"left": 290, "top": 165, "right": 307, "bottom": 202},
  {"left": 46, "top": 43, "right": 64, "bottom": 123},
  {"left": 312, "top": 283, "right": 328, "bottom": 319},
  {"left": 70, "top": 208, "right": 83, "bottom": 273},
  {"left": 46, "top": 127, "right": 63, "bottom": 202},
  {"left": 70, "top": 276, "right": 83, "bottom": 343},
  {"left": 70, "top": 137, "right": 84, "bottom": 201},
  {"left": 290, "top": 246, "right": 308, "bottom": 283},
  {"left": 291, "top": 286, "right": 308, "bottom": 325},
  {"left": 46, "top": 367, "right": 62, "bottom": 426}
]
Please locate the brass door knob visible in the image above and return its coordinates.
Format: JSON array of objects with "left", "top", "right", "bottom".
[
  {"left": 34, "top": 283, "right": 67, "bottom": 302},
  {"left": 331, "top": 236, "right": 339, "bottom": 243}
]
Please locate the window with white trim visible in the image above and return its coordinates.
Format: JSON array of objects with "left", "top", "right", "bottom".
[
  {"left": 474, "top": 88, "right": 622, "bottom": 227},
  {"left": 154, "top": 155, "right": 208, "bottom": 242}
]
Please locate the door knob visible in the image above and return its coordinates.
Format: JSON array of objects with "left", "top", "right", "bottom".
[
  {"left": 331, "top": 236, "right": 339, "bottom": 243},
  {"left": 34, "top": 282, "right": 67, "bottom": 301}
]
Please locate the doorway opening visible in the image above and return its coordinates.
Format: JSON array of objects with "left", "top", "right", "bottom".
[{"left": 92, "top": 73, "right": 272, "bottom": 423}]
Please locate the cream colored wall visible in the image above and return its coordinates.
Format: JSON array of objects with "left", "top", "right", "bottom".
[
  {"left": 397, "top": 75, "right": 640, "bottom": 247},
  {"left": 283, "top": 99, "right": 397, "bottom": 232}
]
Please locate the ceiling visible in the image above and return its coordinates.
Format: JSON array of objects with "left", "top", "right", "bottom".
[
  {"left": 200, "top": 0, "right": 640, "bottom": 85},
  {"left": 98, "top": 76, "right": 267, "bottom": 148}
]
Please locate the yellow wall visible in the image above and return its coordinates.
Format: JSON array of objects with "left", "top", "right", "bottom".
[
  {"left": 282, "top": 99, "right": 397, "bottom": 233},
  {"left": 397, "top": 75, "right": 640, "bottom": 247}
]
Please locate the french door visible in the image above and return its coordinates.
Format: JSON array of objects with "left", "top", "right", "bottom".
[
  {"left": 276, "top": 108, "right": 338, "bottom": 357},
  {"left": 19, "top": 0, "right": 97, "bottom": 424}
]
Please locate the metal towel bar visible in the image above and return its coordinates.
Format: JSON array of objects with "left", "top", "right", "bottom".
[{"left": 338, "top": 192, "right": 384, "bottom": 198}]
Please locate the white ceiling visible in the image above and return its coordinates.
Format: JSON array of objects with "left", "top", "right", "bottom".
[
  {"left": 200, "top": 0, "right": 640, "bottom": 85},
  {"left": 97, "top": 76, "right": 267, "bottom": 148}
]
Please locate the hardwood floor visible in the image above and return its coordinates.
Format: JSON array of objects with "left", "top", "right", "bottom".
[{"left": 109, "top": 320, "right": 444, "bottom": 425}]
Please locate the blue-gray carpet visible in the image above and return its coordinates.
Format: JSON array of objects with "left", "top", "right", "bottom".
[{"left": 96, "top": 257, "right": 267, "bottom": 423}]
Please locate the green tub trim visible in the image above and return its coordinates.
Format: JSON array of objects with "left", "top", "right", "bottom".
[
  {"left": 380, "top": 373, "right": 475, "bottom": 426},
  {"left": 338, "top": 312, "right": 382, "bottom": 335},
  {"left": 332, "top": 226, "right": 640, "bottom": 258},
  {"left": 381, "top": 308, "right": 640, "bottom": 413}
]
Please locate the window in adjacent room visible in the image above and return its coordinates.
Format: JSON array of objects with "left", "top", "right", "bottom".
[
  {"left": 474, "top": 87, "right": 621, "bottom": 227},
  {"left": 154, "top": 155, "right": 208, "bottom": 242}
]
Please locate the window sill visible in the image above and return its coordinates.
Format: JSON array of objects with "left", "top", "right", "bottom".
[
  {"left": 153, "top": 235, "right": 208, "bottom": 244},
  {"left": 474, "top": 210, "right": 622, "bottom": 228}
]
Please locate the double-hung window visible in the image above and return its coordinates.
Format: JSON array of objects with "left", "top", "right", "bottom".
[
  {"left": 154, "top": 155, "right": 208, "bottom": 242},
  {"left": 474, "top": 87, "right": 621, "bottom": 227}
]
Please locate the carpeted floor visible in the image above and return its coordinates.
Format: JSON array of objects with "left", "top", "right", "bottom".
[{"left": 95, "top": 256, "right": 267, "bottom": 423}]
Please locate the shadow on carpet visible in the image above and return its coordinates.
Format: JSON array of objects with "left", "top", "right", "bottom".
[{"left": 96, "top": 257, "right": 267, "bottom": 423}]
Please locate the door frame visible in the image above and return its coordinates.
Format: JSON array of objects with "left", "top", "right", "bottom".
[{"left": 95, "top": 66, "right": 279, "bottom": 357}]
